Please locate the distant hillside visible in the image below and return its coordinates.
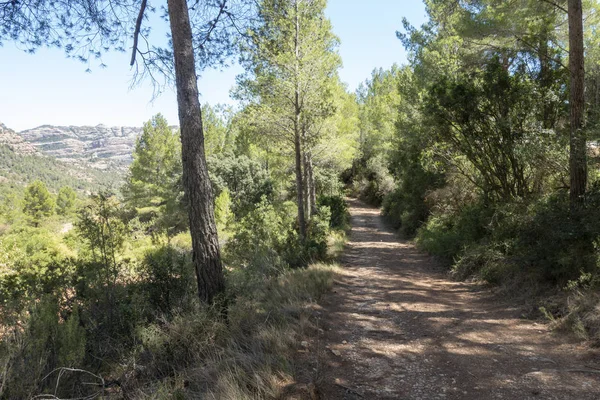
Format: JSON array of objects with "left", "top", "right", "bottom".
[
  {"left": 0, "top": 123, "right": 125, "bottom": 193},
  {"left": 0, "top": 123, "right": 38, "bottom": 155},
  {"left": 18, "top": 124, "right": 143, "bottom": 170},
  {"left": 0, "top": 145, "right": 122, "bottom": 193}
]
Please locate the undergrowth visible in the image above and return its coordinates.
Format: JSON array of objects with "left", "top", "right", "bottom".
[
  {"left": 129, "top": 262, "right": 338, "bottom": 399},
  {"left": 0, "top": 191, "right": 350, "bottom": 399}
]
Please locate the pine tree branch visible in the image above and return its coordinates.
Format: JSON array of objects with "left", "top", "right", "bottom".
[
  {"left": 539, "top": 0, "right": 568, "bottom": 14},
  {"left": 130, "top": 0, "right": 148, "bottom": 66}
]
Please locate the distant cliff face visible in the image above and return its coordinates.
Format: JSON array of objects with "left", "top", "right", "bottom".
[
  {"left": 18, "top": 124, "right": 143, "bottom": 170},
  {"left": 0, "top": 123, "right": 39, "bottom": 155},
  {"left": 0, "top": 122, "right": 134, "bottom": 192}
]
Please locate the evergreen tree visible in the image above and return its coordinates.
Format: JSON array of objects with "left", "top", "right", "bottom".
[
  {"left": 203, "top": 104, "right": 233, "bottom": 157},
  {"left": 56, "top": 186, "right": 77, "bottom": 216},
  {"left": 236, "top": 0, "right": 341, "bottom": 238},
  {"left": 123, "top": 114, "right": 186, "bottom": 235},
  {"left": 23, "top": 181, "right": 54, "bottom": 224}
]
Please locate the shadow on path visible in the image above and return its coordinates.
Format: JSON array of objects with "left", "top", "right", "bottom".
[{"left": 293, "top": 199, "right": 600, "bottom": 400}]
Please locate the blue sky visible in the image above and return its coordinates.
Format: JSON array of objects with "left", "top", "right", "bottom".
[{"left": 0, "top": 1, "right": 427, "bottom": 131}]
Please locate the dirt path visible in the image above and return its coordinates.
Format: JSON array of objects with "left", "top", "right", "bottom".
[{"left": 295, "top": 199, "right": 600, "bottom": 400}]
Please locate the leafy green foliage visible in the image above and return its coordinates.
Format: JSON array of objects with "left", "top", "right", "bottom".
[
  {"left": 304, "top": 206, "right": 332, "bottom": 262},
  {"left": 425, "top": 58, "right": 563, "bottom": 200},
  {"left": 56, "top": 186, "right": 77, "bottom": 215},
  {"left": 139, "top": 245, "right": 195, "bottom": 314},
  {"left": 203, "top": 103, "right": 235, "bottom": 156},
  {"left": 76, "top": 193, "right": 127, "bottom": 288},
  {"left": 226, "top": 198, "right": 298, "bottom": 274},
  {"left": 351, "top": 154, "right": 395, "bottom": 206},
  {"left": 357, "top": 66, "right": 403, "bottom": 161},
  {"left": 317, "top": 195, "right": 349, "bottom": 229},
  {"left": 123, "top": 114, "right": 186, "bottom": 237},
  {"left": 208, "top": 151, "right": 273, "bottom": 218},
  {"left": 22, "top": 180, "right": 54, "bottom": 223},
  {"left": 416, "top": 202, "right": 493, "bottom": 263},
  {"left": 0, "top": 227, "right": 75, "bottom": 325},
  {"left": 214, "top": 188, "right": 234, "bottom": 238}
]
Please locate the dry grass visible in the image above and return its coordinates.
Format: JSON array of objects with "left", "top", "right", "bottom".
[
  {"left": 551, "top": 290, "right": 600, "bottom": 343},
  {"left": 326, "top": 230, "right": 347, "bottom": 261},
  {"left": 123, "top": 263, "right": 339, "bottom": 399},
  {"left": 0, "top": 262, "right": 339, "bottom": 399},
  {"left": 1, "top": 226, "right": 345, "bottom": 399}
]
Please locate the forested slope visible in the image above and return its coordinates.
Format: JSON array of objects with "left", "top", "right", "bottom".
[{"left": 0, "top": 145, "right": 121, "bottom": 193}]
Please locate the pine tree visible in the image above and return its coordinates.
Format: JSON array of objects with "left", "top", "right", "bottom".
[
  {"left": 56, "top": 186, "right": 77, "bottom": 216},
  {"left": 237, "top": 0, "right": 341, "bottom": 239},
  {"left": 124, "top": 114, "right": 186, "bottom": 235},
  {"left": 23, "top": 180, "right": 55, "bottom": 224}
]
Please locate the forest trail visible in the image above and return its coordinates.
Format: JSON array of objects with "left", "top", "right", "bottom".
[{"left": 296, "top": 199, "right": 600, "bottom": 400}]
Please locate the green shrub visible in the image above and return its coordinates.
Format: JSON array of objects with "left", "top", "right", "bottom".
[
  {"left": 317, "top": 195, "right": 349, "bottom": 229},
  {"left": 452, "top": 243, "right": 511, "bottom": 284},
  {"left": 23, "top": 180, "right": 55, "bottom": 225},
  {"left": 0, "top": 297, "right": 87, "bottom": 399},
  {"left": 416, "top": 202, "right": 492, "bottom": 263},
  {"left": 304, "top": 206, "right": 332, "bottom": 261},
  {"left": 139, "top": 245, "right": 195, "bottom": 314},
  {"left": 0, "top": 227, "right": 76, "bottom": 324},
  {"left": 418, "top": 185, "right": 600, "bottom": 288},
  {"left": 416, "top": 214, "right": 462, "bottom": 261},
  {"left": 351, "top": 155, "right": 395, "bottom": 206},
  {"left": 382, "top": 187, "right": 430, "bottom": 236},
  {"left": 214, "top": 188, "right": 234, "bottom": 239},
  {"left": 56, "top": 186, "right": 77, "bottom": 216},
  {"left": 208, "top": 152, "right": 274, "bottom": 219},
  {"left": 510, "top": 191, "right": 600, "bottom": 283},
  {"left": 314, "top": 167, "right": 344, "bottom": 197},
  {"left": 57, "top": 305, "right": 87, "bottom": 368},
  {"left": 226, "top": 197, "right": 297, "bottom": 274}
]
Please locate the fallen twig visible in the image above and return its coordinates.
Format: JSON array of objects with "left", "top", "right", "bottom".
[{"left": 335, "top": 382, "right": 364, "bottom": 397}]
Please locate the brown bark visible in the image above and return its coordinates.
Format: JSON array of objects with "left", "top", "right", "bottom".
[
  {"left": 295, "top": 131, "right": 306, "bottom": 240},
  {"left": 538, "top": 25, "right": 554, "bottom": 130},
  {"left": 294, "top": 0, "right": 306, "bottom": 240},
  {"left": 307, "top": 151, "right": 317, "bottom": 215},
  {"left": 568, "top": 0, "right": 587, "bottom": 207},
  {"left": 303, "top": 151, "right": 311, "bottom": 217},
  {"left": 167, "top": 0, "right": 225, "bottom": 303}
]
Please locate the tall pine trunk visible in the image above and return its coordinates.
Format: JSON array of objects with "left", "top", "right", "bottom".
[
  {"left": 293, "top": 0, "right": 306, "bottom": 240},
  {"left": 294, "top": 130, "right": 306, "bottom": 240},
  {"left": 568, "top": 0, "right": 587, "bottom": 207},
  {"left": 303, "top": 151, "right": 311, "bottom": 217},
  {"left": 538, "top": 25, "right": 554, "bottom": 130},
  {"left": 307, "top": 151, "right": 317, "bottom": 215},
  {"left": 167, "top": 0, "right": 225, "bottom": 303}
]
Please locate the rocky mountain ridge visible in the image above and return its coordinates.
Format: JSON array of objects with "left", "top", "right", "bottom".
[
  {"left": 17, "top": 124, "right": 144, "bottom": 170},
  {"left": 0, "top": 123, "right": 39, "bottom": 155},
  {"left": 0, "top": 122, "right": 128, "bottom": 192}
]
